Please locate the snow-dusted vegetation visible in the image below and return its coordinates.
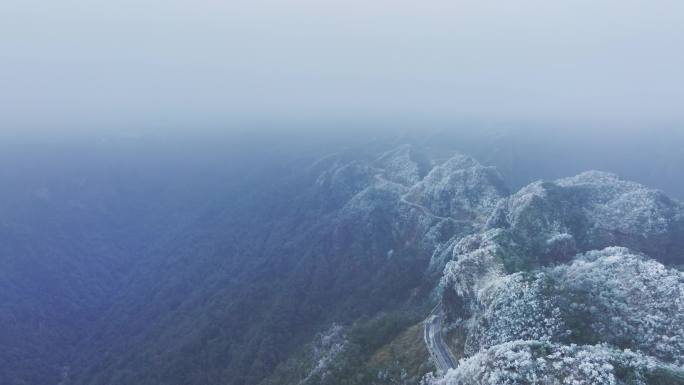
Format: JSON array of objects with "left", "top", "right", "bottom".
[
  {"left": 298, "top": 325, "right": 349, "bottom": 384},
  {"left": 406, "top": 154, "right": 509, "bottom": 221},
  {"left": 422, "top": 341, "right": 678, "bottom": 385},
  {"left": 445, "top": 247, "right": 684, "bottom": 362},
  {"left": 480, "top": 171, "right": 684, "bottom": 270},
  {"left": 552, "top": 248, "right": 684, "bottom": 364},
  {"left": 463, "top": 272, "right": 566, "bottom": 355},
  {"left": 8, "top": 138, "right": 682, "bottom": 385},
  {"left": 433, "top": 171, "right": 684, "bottom": 385}
]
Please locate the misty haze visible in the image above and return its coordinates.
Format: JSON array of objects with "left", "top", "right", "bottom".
[{"left": 1, "top": 1, "right": 683, "bottom": 385}]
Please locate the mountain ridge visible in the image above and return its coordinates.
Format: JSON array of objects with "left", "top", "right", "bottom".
[{"left": 2, "top": 141, "right": 683, "bottom": 385}]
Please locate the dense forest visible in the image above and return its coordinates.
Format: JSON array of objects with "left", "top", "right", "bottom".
[{"left": 1, "top": 128, "right": 683, "bottom": 385}]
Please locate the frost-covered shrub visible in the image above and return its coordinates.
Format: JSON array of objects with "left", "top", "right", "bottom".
[
  {"left": 551, "top": 247, "right": 684, "bottom": 365},
  {"left": 440, "top": 230, "right": 507, "bottom": 316},
  {"left": 299, "top": 324, "right": 349, "bottom": 384},
  {"left": 557, "top": 172, "right": 681, "bottom": 238},
  {"left": 422, "top": 341, "right": 671, "bottom": 385},
  {"left": 442, "top": 245, "right": 500, "bottom": 299},
  {"left": 464, "top": 273, "right": 567, "bottom": 355},
  {"left": 485, "top": 171, "right": 684, "bottom": 266},
  {"left": 433, "top": 171, "right": 684, "bottom": 384},
  {"left": 543, "top": 232, "right": 577, "bottom": 263},
  {"left": 406, "top": 154, "right": 508, "bottom": 221},
  {"left": 444, "top": 247, "right": 684, "bottom": 366}
]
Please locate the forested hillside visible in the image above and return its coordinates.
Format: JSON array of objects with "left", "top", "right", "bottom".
[{"left": 1, "top": 129, "right": 683, "bottom": 385}]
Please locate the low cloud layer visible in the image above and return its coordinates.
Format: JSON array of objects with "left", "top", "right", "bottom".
[{"left": 1, "top": 0, "right": 683, "bottom": 133}]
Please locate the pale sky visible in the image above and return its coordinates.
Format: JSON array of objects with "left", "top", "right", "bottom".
[{"left": 1, "top": 0, "right": 683, "bottom": 133}]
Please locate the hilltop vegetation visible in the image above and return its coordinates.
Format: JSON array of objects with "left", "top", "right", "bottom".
[{"left": 435, "top": 171, "right": 684, "bottom": 385}]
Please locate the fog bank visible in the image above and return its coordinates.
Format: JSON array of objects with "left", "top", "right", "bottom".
[{"left": 1, "top": 0, "right": 683, "bottom": 133}]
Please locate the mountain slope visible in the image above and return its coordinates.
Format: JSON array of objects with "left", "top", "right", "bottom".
[
  {"left": 435, "top": 172, "right": 684, "bottom": 385},
  {"left": 3, "top": 137, "right": 683, "bottom": 385},
  {"left": 64, "top": 145, "right": 509, "bottom": 385}
]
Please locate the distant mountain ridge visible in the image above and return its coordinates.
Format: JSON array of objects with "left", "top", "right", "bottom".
[
  {"left": 1, "top": 141, "right": 682, "bottom": 385},
  {"left": 258, "top": 146, "right": 684, "bottom": 385}
]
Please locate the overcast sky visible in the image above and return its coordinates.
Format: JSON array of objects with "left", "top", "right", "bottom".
[{"left": 1, "top": 0, "right": 683, "bottom": 134}]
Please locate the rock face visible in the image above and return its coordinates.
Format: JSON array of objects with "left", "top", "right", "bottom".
[{"left": 437, "top": 171, "right": 684, "bottom": 385}]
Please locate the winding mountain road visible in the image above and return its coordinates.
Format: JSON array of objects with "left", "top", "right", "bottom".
[
  {"left": 373, "top": 174, "right": 471, "bottom": 224},
  {"left": 423, "top": 304, "right": 457, "bottom": 373},
  {"left": 373, "top": 172, "right": 461, "bottom": 372}
]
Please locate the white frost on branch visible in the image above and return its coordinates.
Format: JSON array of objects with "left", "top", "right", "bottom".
[
  {"left": 421, "top": 341, "right": 667, "bottom": 385},
  {"left": 553, "top": 247, "right": 684, "bottom": 364},
  {"left": 299, "top": 324, "right": 348, "bottom": 385}
]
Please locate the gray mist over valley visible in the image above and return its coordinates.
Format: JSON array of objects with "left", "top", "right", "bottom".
[{"left": 1, "top": 1, "right": 684, "bottom": 384}]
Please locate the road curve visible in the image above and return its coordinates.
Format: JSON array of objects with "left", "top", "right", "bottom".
[
  {"left": 373, "top": 174, "right": 471, "bottom": 224},
  {"left": 423, "top": 304, "right": 457, "bottom": 373}
]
